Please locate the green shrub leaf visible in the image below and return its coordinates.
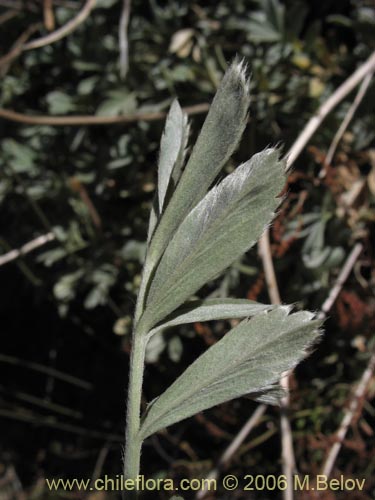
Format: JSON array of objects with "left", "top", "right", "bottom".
[
  {"left": 140, "top": 148, "right": 285, "bottom": 330},
  {"left": 140, "top": 307, "right": 322, "bottom": 439},
  {"left": 148, "top": 298, "right": 274, "bottom": 338}
]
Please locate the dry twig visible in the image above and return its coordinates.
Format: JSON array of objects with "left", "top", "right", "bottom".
[
  {"left": 286, "top": 50, "right": 375, "bottom": 168},
  {"left": 0, "top": 352, "right": 92, "bottom": 390},
  {"left": 321, "top": 351, "right": 375, "bottom": 477},
  {"left": 259, "top": 232, "right": 295, "bottom": 500},
  {"left": 0, "top": 407, "right": 122, "bottom": 442},
  {"left": 0, "top": 23, "right": 42, "bottom": 71},
  {"left": 0, "top": 0, "right": 35, "bottom": 10},
  {"left": 119, "top": 0, "right": 131, "bottom": 80},
  {"left": 92, "top": 444, "right": 111, "bottom": 481},
  {"left": 0, "top": 232, "right": 55, "bottom": 267},
  {"left": 0, "top": 102, "right": 210, "bottom": 126},
  {"left": 0, "top": 0, "right": 77, "bottom": 9},
  {"left": 318, "top": 243, "right": 363, "bottom": 320},
  {"left": 23, "top": 0, "right": 96, "bottom": 51},
  {"left": 43, "top": 0, "right": 55, "bottom": 31},
  {"left": 196, "top": 405, "right": 267, "bottom": 499},
  {"left": 0, "top": 0, "right": 95, "bottom": 73},
  {"left": 323, "top": 71, "right": 374, "bottom": 174},
  {"left": 0, "top": 9, "right": 18, "bottom": 25},
  {"left": 258, "top": 231, "right": 281, "bottom": 305}
]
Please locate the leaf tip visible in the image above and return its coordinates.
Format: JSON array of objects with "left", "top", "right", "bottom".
[
  {"left": 231, "top": 56, "right": 251, "bottom": 92},
  {"left": 220, "top": 57, "right": 251, "bottom": 109}
]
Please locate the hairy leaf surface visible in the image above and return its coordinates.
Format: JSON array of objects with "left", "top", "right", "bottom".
[
  {"left": 140, "top": 148, "right": 285, "bottom": 330},
  {"left": 147, "top": 59, "right": 251, "bottom": 264},
  {"left": 157, "top": 100, "right": 189, "bottom": 213},
  {"left": 147, "top": 100, "right": 189, "bottom": 242},
  {"left": 148, "top": 298, "right": 274, "bottom": 337},
  {"left": 140, "top": 308, "right": 322, "bottom": 439}
]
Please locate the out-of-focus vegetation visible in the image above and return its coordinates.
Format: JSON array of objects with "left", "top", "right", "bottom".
[{"left": 0, "top": 0, "right": 374, "bottom": 498}]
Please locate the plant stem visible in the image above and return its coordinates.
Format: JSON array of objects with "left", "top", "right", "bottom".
[{"left": 124, "top": 331, "right": 147, "bottom": 498}]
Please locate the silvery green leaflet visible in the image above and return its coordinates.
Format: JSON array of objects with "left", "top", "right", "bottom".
[{"left": 123, "top": 59, "right": 322, "bottom": 494}]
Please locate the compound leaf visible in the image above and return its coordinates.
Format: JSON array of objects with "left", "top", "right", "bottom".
[
  {"left": 140, "top": 307, "right": 322, "bottom": 439},
  {"left": 140, "top": 148, "right": 285, "bottom": 331}
]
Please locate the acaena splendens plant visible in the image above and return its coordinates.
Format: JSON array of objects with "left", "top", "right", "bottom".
[{"left": 123, "top": 59, "right": 322, "bottom": 496}]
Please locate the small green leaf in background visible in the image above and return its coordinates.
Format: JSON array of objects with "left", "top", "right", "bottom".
[
  {"left": 77, "top": 76, "right": 99, "bottom": 96},
  {"left": 140, "top": 307, "right": 322, "bottom": 439},
  {"left": 120, "top": 241, "right": 146, "bottom": 263},
  {"left": 46, "top": 91, "right": 76, "bottom": 114},
  {"left": 53, "top": 270, "right": 84, "bottom": 303},
  {"left": 246, "top": 0, "right": 285, "bottom": 43},
  {"left": 145, "top": 333, "right": 167, "bottom": 364},
  {"left": 2, "top": 139, "right": 37, "bottom": 174},
  {"left": 96, "top": 90, "right": 137, "bottom": 116},
  {"left": 84, "top": 264, "right": 117, "bottom": 309},
  {"left": 168, "top": 336, "right": 183, "bottom": 363}
]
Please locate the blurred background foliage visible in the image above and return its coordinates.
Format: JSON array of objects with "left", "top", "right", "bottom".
[{"left": 0, "top": 0, "right": 374, "bottom": 498}]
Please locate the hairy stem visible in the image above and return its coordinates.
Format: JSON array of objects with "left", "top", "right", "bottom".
[{"left": 124, "top": 331, "right": 147, "bottom": 498}]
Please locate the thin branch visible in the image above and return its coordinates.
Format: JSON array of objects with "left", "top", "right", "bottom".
[
  {"left": 316, "top": 242, "right": 369, "bottom": 478},
  {"left": 0, "top": 352, "right": 93, "bottom": 390},
  {"left": 286, "top": 50, "right": 375, "bottom": 169},
  {"left": 0, "top": 0, "right": 36, "bottom": 10},
  {"left": 323, "top": 71, "right": 374, "bottom": 170},
  {"left": 0, "top": 236, "right": 43, "bottom": 286},
  {"left": 0, "top": 232, "right": 55, "bottom": 267},
  {"left": 69, "top": 178, "right": 102, "bottom": 230},
  {"left": 23, "top": 0, "right": 96, "bottom": 51},
  {"left": 258, "top": 232, "right": 281, "bottom": 305},
  {"left": 221, "top": 404, "right": 267, "bottom": 467},
  {"left": 318, "top": 243, "right": 363, "bottom": 320},
  {"left": 0, "top": 383, "right": 83, "bottom": 419},
  {"left": 43, "top": 0, "right": 55, "bottom": 31},
  {"left": 196, "top": 405, "right": 266, "bottom": 499},
  {"left": 258, "top": 233, "right": 294, "bottom": 500},
  {"left": 0, "top": 407, "right": 122, "bottom": 442},
  {"left": 280, "top": 376, "right": 295, "bottom": 500},
  {"left": 0, "top": 102, "right": 210, "bottom": 126},
  {"left": 92, "top": 444, "right": 111, "bottom": 481},
  {"left": 0, "top": 0, "right": 77, "bottom": 8},
  {"left": 0, "top": 0, "right": 94, "bottom": 71},
  {"left": 53, "top": 0, "right": 81, "bottom": 7},
  {"left": 119, "top": 0, "right": 131, "bottom": 80},
  {"left": 5, "top": 166, "right": 54, "bottom": 233},
  {"left": 49, "top": 0, "right": 80, "bottom": 8},
  {"left": 0, "top": 9, "right": 19, "bottom": 25},
  {"left": 321, "top": 351, "right": 375, "bottom": 477},
  {"left": 0, "top": 22, "right": 42, "bottom": 71}
]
